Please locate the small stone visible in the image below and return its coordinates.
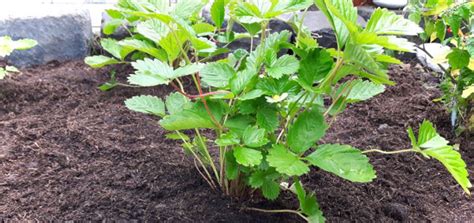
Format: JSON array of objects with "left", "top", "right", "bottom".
[
  {"left": 373, "top": 0, "right": 408, "bottom": 9},
  {"left": 378, "top": 124, "right": 389, "bottom": 130},
  {"left": 416, "top": 43, "right": 451, "bottom": 73},
  {"left": 383, "top": 202, "right": 409, "bottom": 221}
]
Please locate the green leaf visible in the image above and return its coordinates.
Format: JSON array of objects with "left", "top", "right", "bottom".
[
  {"left": 230, "top": 68, "right": 258, "bottom": 95},
  {"left": 128, "top": 58, "right": 173, "bottom": 86},
  {"left": 257, "top": 106, "right": 279, "bottom": 132},
  {"left": 261, "top": 179, "right": 280, "bottom": 200},
  {"left": 200, "top": 62, "right": 236, "bottom": 88},
  {"left": 173, "top": 63, "right": 203, "bottom": 78},
  {"left": 101, "top": 38, "right": 133, "bottom": 60},
  {"left": 136, "top": 19, "right": 169, "bottom": 43},
  {"left": 165, "top": 92, "right": 191, "bottom": 115},
  {"left": 422, "top": 146, "right": 471, "bottom": 195},
  {"left": 119, "top": 39, "right": 166, "bottom": 60},
  {"left": 288, "top": 108, "right": 327, "bottom": 153},
  {"left": 0, "top": 68, "right": 7, "bottom": 79},
  {"left": 216, "top": 132, "right": 240, "bottom": 146},
  {"left": 102, "top": 19, "right": 123, "bottom": 35},
  {"left": 354, "top": 32, "right": 416, "bottom": 52},
  {"left": 416, "top": 120, "right": 449, "bottom": 148},
  {"left": 346, "top": 80, "right": 385, "bottom": 103},
  {"left": 84, "top": 55, "right": 120, "bottom": 68},
  {"left": 344, "top": 42, "right": 388, "bottom": 79},
  {"left": 159, "top": 102, "right": 221, "bottom": 130},
  {"left": 297, "top": 48, "right": 334, "bottom": 89},
  {"left": 239, "top": 89, "right": 265, "bottom": 100},
  {"left": 267, "top": 144, "right": 310, "bottom": 176},
  {"left": 225, "top": 150, "right": 239, "bottom": 180},
  {"left": 125, "top": 95, "right": 165, "bottom": 117},
  {"left": 266, "top": 55, "right": 300, "bottom": 79},
  {"left": 173, "top": 0, "right": 205, "bottom": 19},
  {"left": 159, "top": 31, "right": 187, "bottom": 62},
  {"left": 211, "top": 0, "right": 226, "bottom": 28},
  {"left": 306, "top": 144, "right": 376, "bottom": 183},
  {"left": 435, "top": 20, "right": 446, "bottom": 41},
  {"left": 224, "top": 115, "right": 254, "bottom": 136},
  {"left": 233, "top": 146, "right": 263, "bottom": 167},
  {"left": 323, "top": 0, "right": 358, "bottom": 47},
  {"left": 193, "top": 22, "right": 216, "bottom": 34},
  {"left": 447, "top": 49, "right": 470, "bottom": 70},
  {"left": 293, "top": 180, "right": 325, "bottom": 221},
  {"left": 165, "top": 132, "right": 190, "bottom": 141},
  {"left": 242, "top": 126, "right": 269, "bottom": 148},
  {"left": 365, "top": 8, "right": 423, "bottom": 36},
  {"left": 11, "top": 38, "right": 38, "bottom": 50}
]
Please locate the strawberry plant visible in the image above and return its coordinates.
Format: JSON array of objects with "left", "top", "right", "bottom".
[
  {"left": 408, "top": 0, "right": 474, "bottom": 133},
  {"left": 0, "top": 36, "right": 37, "bottom": 79},
  {"left": 86, "top": 0, "right": 471, "bottom": 221}
]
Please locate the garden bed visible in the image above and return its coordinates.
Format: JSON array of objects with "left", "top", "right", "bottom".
[{"left": 0, "top": 60, "right": 472, "bottom": 222}]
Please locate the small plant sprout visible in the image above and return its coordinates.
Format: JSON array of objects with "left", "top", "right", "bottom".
[
  {"left": 86, "top": 0, "right": 471, "bottom": 222},
  {"left": 0, "top": 36, "right": 37, "bottom": 79}
]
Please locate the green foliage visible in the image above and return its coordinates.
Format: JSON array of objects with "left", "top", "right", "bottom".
[
  {"left": 0, "top": 36, "right": 37, "bottom": 79},
  {"left": 408, "top": 0, "right": 474, "bottom": 131},
  {"left": 85, "top": 0, "right": 471, "bottom": 222},
  {"left": 408, "top": 120, "right": 472, "bottom": 195}
]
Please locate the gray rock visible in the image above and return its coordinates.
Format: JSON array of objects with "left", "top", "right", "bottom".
[
  {"left": 0, "top": 6, "right": 93, "bottom": 68},
  {"left": 357, "top": 6, "right": 376, "bottom": 21},
  {"left": 416, "top": 43, "right": 450, "bottom": 73}
]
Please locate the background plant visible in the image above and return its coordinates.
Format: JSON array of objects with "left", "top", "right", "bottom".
[
  {"left": 86, "top": 0, "right": 471, "bottom": 222},
  {"left": 0, "top": 36, "right": 37, "bottom": 79},
  {"left": 408, "top": 0, "right": 474, "bottom": 133}
]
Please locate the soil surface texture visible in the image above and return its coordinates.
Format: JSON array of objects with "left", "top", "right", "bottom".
[{"left": 1, "top": 61, "right": 472, "bottom": 222}]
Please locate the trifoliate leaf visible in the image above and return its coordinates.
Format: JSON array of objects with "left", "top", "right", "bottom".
[
  {"left": 293, "top": 180, "right": 325, "bottom": 221},
  {"left": 242, "top": 126, "right": 269, "bottom": 148},
  {"left": 288, "top": 109, "right": 327, "bottom": 153},
  {"left": 84, "top": 55, "right": 120, "bottom": 68},
  {"left": 233, "top": 146, "right": 263, "bottom": 167},
  {"left": 128, "top": 58, "right": 173, "bottom": 86},
  {"left": 267, "top": 144, "right": 310, "bottom": 176},
  {"left": 165, "top": 92, "right": 191, "bottom": 115},
  {"left": 200, "top": 62, "right": 236, "bottom": 88},
  {"left": 297, "top": 48, "right": 334, "bottom": 90},
  {"left": 125, "top": 95, "right": 165, "bottom": 117},
  {"left": 306, "top": 144, "right": 376, "bottom": 183}
]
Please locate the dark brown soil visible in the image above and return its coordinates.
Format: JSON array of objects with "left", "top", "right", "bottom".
[{"left": 0, "top": 61, "right": 472, "bottom": 222}]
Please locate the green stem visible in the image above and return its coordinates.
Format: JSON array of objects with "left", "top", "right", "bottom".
[
  {"left": 362, "top": 148, "right": 415, "bottom": 154},
  {"left": 175, "top": 131, "right": 217, "bottom": 189},
  {"left": 195, "top": 128, "right": 221, "bottom": 185},
  {"left": 245, "top": 207, "right": 308, "bottom": 222}
]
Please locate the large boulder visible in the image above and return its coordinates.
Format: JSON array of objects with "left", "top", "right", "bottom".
[{"left": 0, "top": 6, "right": 93, "bottom": 68}]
